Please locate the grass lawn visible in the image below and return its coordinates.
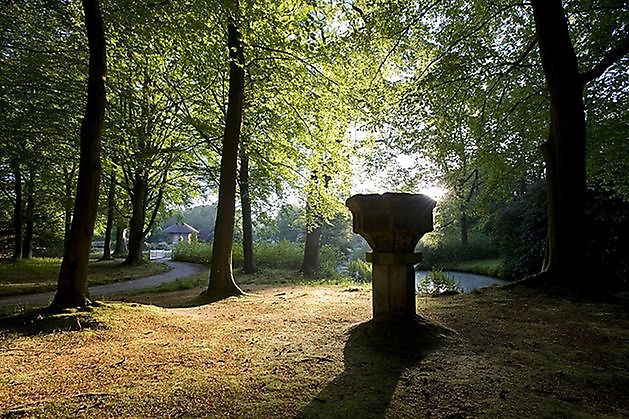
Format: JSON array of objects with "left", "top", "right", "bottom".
[
  {"left": 0, "top": 279, "right": 626, "bottom": 418},
  {"left": 0, "top": 258, "right": 169, "bottom": 297}
]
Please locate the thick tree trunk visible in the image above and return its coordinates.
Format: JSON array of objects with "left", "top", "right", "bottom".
[
  {"left": 51, "top": 0, "right": 106, "bottom": 308},
  {"left": 124, "top": 175, "right": 147, "bottom": 265},
  {"left": 301, "top": 224, "right": 322, "bottom": 276},
  {"left": 102, "top": 173, "right": 115, "bottom": 260},
  {"left": 531, "top": 0, "right": 586, "bottom": 285},
  {"left": 22, "top": 171, "right": 34, "bottom": 259},
  {"left": 12, "top": 164, "right": 22, "bottom": 261},
  {"left": 239, "top": 153, "right": 255, "bottom": 273},
  {"left": 207, "top": 14, "right": 245, "bottom": 298},
  {"left": 113, "top": 224, "right": 127, "bottom": 257}
]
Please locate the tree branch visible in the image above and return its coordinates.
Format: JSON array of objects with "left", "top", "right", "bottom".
[{"left": 579, "top": 37, "right": 629, "bottom": 85}]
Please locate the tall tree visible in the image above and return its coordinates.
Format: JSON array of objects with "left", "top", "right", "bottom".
[
  {"left": 531, "top": 0, "right": 629, "bottom": 285},
  {"left": 51, "top": 0, "right": 106, "bottom": 308},
  {"left": 206, "top": 4, "right": 246, "bottom": 298}
]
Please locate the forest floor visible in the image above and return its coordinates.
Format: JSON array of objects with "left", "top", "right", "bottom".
[{"left": 0, "top": 282, "right": 627, "bottom": 418}]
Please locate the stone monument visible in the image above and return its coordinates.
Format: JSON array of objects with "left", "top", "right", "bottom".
[{"left": 346, "top": 192, "right": 436, "bottom": 321}]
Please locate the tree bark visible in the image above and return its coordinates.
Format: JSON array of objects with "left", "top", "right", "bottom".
[
  {"left": 301, "top": 224, "right": 322, "bottom": 276},
  {"left": 207, "top": 12, "right": 245, "bottom": 298},
  {"left": 102, "top": 172, "right": 115, "bottom": 260},
  {"left": 22, "top": 170, "right": 34, "bottom": 259},
  {"left": 113, "top": 224, "right": 127, "bottom": 257},
  {"left": 124, "top": 175, "right": 147, "bottom": 265},
  {"left": 239, "top": 152, "right": 255, "bottom": 273},
  {"left": 12, "top": 164, "right": 22, "bottom": 261},
  {"left": 62, "top": 163, "right": 77, "bottom": 245},
  {"left": 531, "top": 0, "right": 586, "bottom": 285},
  {"left": 51, "top": 0, "right": 106, "bottom": 308}
]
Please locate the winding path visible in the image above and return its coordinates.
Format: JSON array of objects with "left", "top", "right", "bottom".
[{"left": 0, "top": 259, "right": 205, "bottom": 309}]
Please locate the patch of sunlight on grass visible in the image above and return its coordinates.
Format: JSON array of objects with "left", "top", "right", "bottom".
[{"left": 0, "top": 259, "right": 168, "bottom": 297}]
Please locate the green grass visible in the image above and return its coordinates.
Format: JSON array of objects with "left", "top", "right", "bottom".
[
  {"left": 138, "top": 268, "right": 362, "bottom": 296},
  {"left": 0, "top": 258, "right": 169, "bottom": 297},
  {"left": 440, "top": 258, "right": 504, "bottom": 278}
]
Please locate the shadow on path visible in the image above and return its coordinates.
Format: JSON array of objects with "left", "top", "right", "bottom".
[{"left": 301, "top": 316, "right": 451, "bottom": 418}]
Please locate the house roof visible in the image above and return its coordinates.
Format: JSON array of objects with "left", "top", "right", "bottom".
[{"left": 163, "top": 223, "right": 199, "bottom": 234}]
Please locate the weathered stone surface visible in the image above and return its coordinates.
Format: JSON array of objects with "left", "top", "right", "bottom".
[
  {"left": 346, "top": 193, "right": 436, "bottom": 321},
  {"left": 346, "top": 193, "right": 436, "bottom": 253}
]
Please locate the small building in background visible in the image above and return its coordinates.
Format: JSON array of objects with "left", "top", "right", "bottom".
[{"left": 163, "top": 223, "right": 199, "bottom": 244}]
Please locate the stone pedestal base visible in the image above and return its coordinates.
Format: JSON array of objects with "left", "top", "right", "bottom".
[
  {"left": 367, "top": 252, "right": 421, "bottom": 321},
  {"left": 346, "top": 193, "right": 435, "bottom": 322}
]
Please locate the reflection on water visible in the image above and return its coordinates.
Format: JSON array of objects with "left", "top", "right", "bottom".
[{"left": 415, "top": 270, "right": 509, "bottom": 294}]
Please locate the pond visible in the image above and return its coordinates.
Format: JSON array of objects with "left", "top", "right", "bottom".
[{"left": 415, "top": 270, "right": 509, "bottom": 294}]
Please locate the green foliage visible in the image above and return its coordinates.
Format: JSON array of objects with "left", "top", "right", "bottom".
[
  {"left": 0, "top": 258, "right": 167, "bottom": 297},
  {"left": 490, "top": 182, "right": 546, "bottom": 280},
  {"left": 172, "top": 240, "right": 343, "bottom": 278},
  {"left": 0, "top": 258, "right": 61, "bottom": 283},
  {"left": 347, "top": 258, "right": 372, "bottom": 282},
  {"left": 445, "top": 259, "right": 503, "bottom": 278},
  {"left": 416, "top": 269, "right": 460, "bottom": 296},
  {"left": 585, "top": 189, "right": 629, "bottom": 291},
  {"left": 419, "top": 231, "right": 498, "bottom": 269},
  {"left": 172, "top": 241, "right": 214, "bottom": 266}
]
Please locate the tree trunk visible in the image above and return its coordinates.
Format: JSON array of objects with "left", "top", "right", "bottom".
[
  {"left": 113, "top": 224, "right": 127, "bottom": 257},
  {"left": 460, "top": 210, "right": 468, "bottom": 255},
  {"left": 12, "top": 164, "right": 22, "bottom": 261},
  {"left": 63, "top": 164, "right": 76, "bottom": 244},
  {"left": 239, "top": 153, "right": 255, "bottom": 273},
  {"left": 207, "top": 12, "right": 245, "bottom": 298},
  {"left": 124, "top": 175, "right": 147, "bottom": 265},
  {"left": 102, "top": 172, "right": 115, "bottom": 260},
  {"left": 51, "top": 0, "right": 106, "bottom": 308},
  {"left": 301, "top": 224, "right": 322, "bottom": 276},
  {"left": 22, "top": 170, "right": 34, "bottom": 259},
  {"left": 531, "top": 0, "right": 586, "bottom": 286}
]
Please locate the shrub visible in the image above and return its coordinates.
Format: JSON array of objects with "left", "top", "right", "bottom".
[
  {"left": 172, "top": 241, "right": 213, "bottom": 265},
  {"left": 254, "top": 241, "right": 303, "bottom": 270},
  {"left": 490, "top": 182, "right": 547, "bottom": 280},
  {"left": 419, "top": 231, "right": 498, "bottom": 269},
  {"left": 417, "top": 269, "right": 460, "bottom": 295},
  {"left": 172, "top": 240, "right": 345, "bottom": 278},
  {"left": 347, "top": 258, "right": 372, "bottom": 282}
]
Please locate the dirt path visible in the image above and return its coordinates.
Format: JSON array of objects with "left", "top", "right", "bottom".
[{"left": 0, "top": 259, "right": 204, "bottom": 308}]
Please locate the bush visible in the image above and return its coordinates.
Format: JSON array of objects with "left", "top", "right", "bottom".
[
  {"left": 172, "top": 241, "right": 213, "bottom": 265},
  {"left": 347, "top": 258, "right": 372, "bottom": 282},
  {"left": 172, "top": 240, "right": 344, "bottom": 278},
  {"left": 417, "top": 269, "right": 460, "bottom": 295},
  {"left": 419, "top": 231, "right": 498, "bottom": 269},
  {"left": 254, "top": 241, "right": 303, "bottom": 270},
  {"left": 585, "top": 189, "right": 629, "bottom": 291},
  {"left": 490, "top": 182, "right": 547, "bottom": 280},
  {"left": 319, "top": 245, "right": 343, "bottom": 278}
]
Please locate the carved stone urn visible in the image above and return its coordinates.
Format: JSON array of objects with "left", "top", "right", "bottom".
[{"left": 346, "top": 193, "right": 436, "bottom": 321}]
